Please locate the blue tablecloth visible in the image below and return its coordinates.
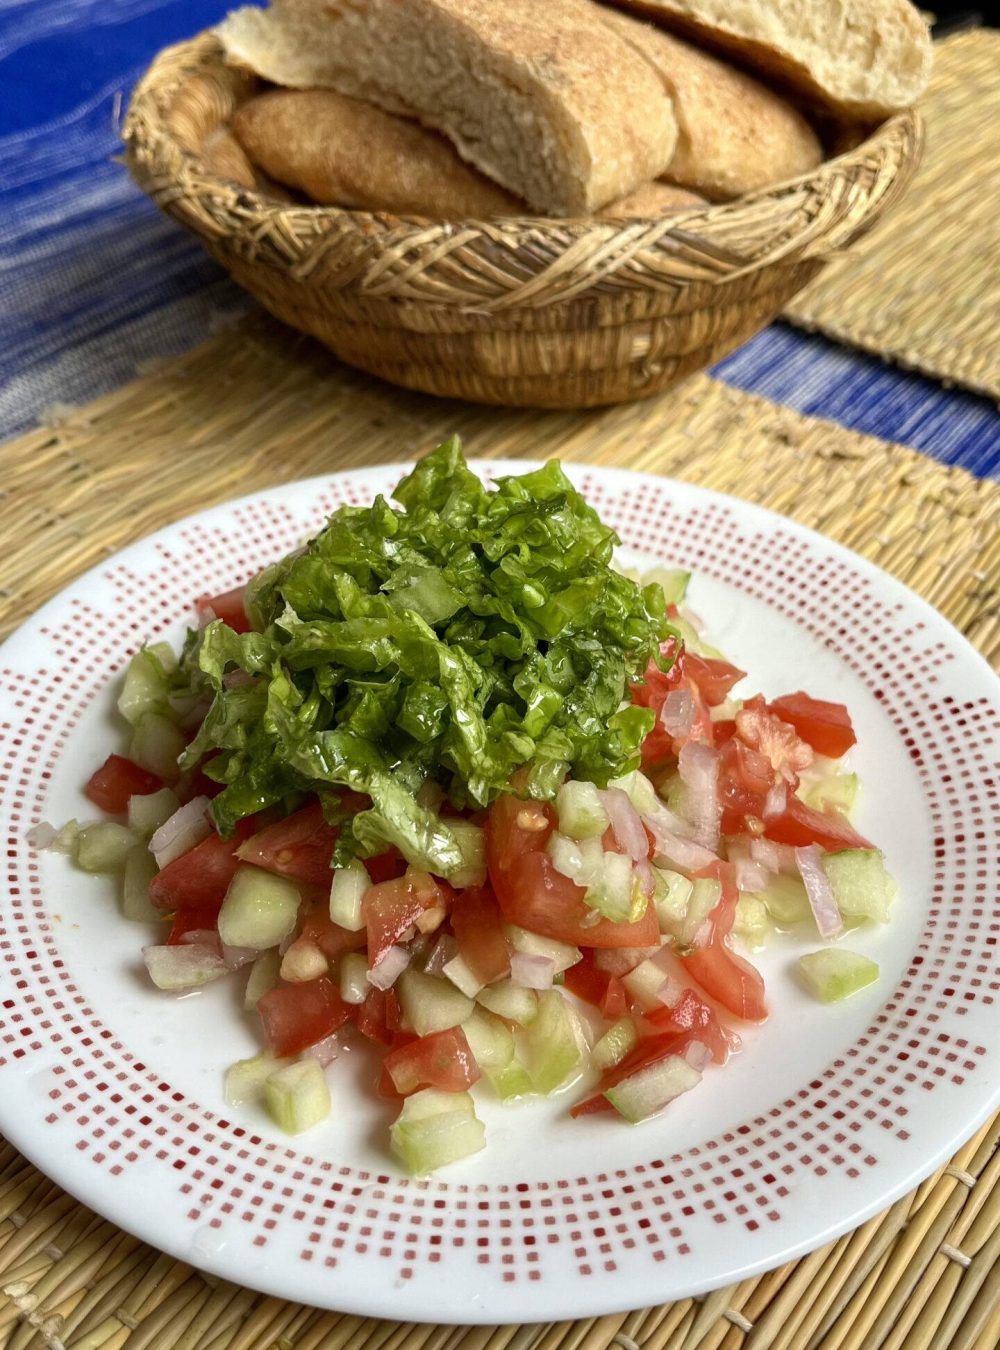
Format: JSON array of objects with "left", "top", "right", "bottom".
[{"left": 1, "top": 0, "right": 997, "bottom": 476}]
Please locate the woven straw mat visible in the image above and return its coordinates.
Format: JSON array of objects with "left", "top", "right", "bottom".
[
  {"left": 1, "top": 315, "right": 998, "bottom": 1350},
  {"left": 785, "top": 28, "right": 1000, "bottom": 401}
]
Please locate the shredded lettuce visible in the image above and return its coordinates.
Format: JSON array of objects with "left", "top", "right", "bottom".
[{"left": 178, "top": 438, "right": 671, "bottom": 874}]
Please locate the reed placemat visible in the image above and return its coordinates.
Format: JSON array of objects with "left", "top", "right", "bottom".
[
  {"left": 1, "top": 315, "right": 998, "bottom": 1349},
  {"left": 784, "top": 28, "right": 1000, "bottom": 401}
]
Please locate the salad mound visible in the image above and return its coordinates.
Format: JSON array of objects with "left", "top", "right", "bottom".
[{"left": 49, "top": 442, "right": 897, "bottom": 1174}]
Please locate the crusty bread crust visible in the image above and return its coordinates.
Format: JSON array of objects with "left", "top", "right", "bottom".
[
  {"left": 217, "top": 0, "right": 679, "bottom": 214},
  {"left": 601, "top": 181, "right": 706, "bottom": 216},
  {"left": 233, "top": 89, "right": 523, "bottom": 216},
  {"left": 599, "top": 7, "right": 821, "bottom": 199},
  {"left": 602, "top": 0, "right": 932, "bottom": 118}
]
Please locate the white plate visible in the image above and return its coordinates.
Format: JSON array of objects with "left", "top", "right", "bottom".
[{"left": 1, "top": 462, "right": 998, "bottom": 1324}]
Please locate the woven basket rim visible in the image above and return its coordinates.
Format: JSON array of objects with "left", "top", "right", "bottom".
[{"left": 123, "top": 31, "right": 924, "bottom": 304}]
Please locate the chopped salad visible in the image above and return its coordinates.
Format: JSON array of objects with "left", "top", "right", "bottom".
[{"left": 44, "top": 441, "right": 895, "bottom": 1173}]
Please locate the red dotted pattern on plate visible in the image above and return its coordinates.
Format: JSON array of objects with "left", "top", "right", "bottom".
[{"left": 1, "top": 469, "right": 997, "bottom": 1287}]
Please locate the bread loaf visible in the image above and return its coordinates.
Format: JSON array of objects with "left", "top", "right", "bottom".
[
  {"left": 599, "top": 8, "right": 821, "bottom": 200},
  {"left": 216, "top": 0, "right": 679, "bottom": 215},
  {"left": 602, "top": 0, "right": 932, "bottom": 119},
  {"left": 233, "top": 90, "right": 522, "bottom": 216},
  {"left": 601, "top": 182, "right": 706, "bottom": 216},
  {"left": 201, "top": 128, "right": 296, "bottom": 201}
]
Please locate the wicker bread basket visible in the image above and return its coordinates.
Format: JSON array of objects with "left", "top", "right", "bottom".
[{"left": 124, "top": 33, "right": 923, "bottom": 409}]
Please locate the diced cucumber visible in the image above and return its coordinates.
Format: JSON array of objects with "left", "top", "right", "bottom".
[
  {"left": 76, "top": 822, "right": 137, "bottom": 874},
  {"left": 127, "top": 787, "right": 180, "bottom": 839},
  {"left": 660, "top": 877, "right": 719, "bottom": 947},
  {"left": 750, "top": 873, "right": 811, "bottom": 927},
  {"left": 670, "top": 615, "right": 724, "bottom": 661},
  {"left": 659, "top": 773, "right": 689, "bottom": 820},
  {"left": 122, "top": 845, "right": 159, "bottom": 921},
  {"left": 485, "top": 1059, "right": 535, "bottom": 1102},
  {"left": 264, "top": 1059, "right": 331, "bottom": 1134},
  {"left": 733, "top": 896, "right": 771, "bottom": 951},
  {"left": 804, "top": 773, "right": 859, "bottom": 815},
  {"left": 50, "top": 819, "right": 81, "bottom": 854},
  {"left": 224, "top": 1052, "right": 289, "bottom": 1106},
  {"left": 461, "top": 1008, "right": 515, "bottom": 1070},
  {"left": 328, "top": 860, "right": 369, "bottom": 932},
  {"left": 143, "top": 944, "right": 227, "bottom": 990},
  {"left": 592, "top": 1017, "right": 639, "bottom": 1071},
  {"left": 476, "top": 980, "right": 539, "bottom": 1026},
  {"left": 821, "top": 849, "right": 896, "bottom": 924},
  {"left": 642, "top": 566, "right": 690, "bottom": 607},
  {"left": 521, "top": 990, "right": 585, "bottom": 1093},
  {"left": 446, "top": 820, "right": 487, "bottom": 888},
  {"left": 547, "top": 832, "right": 605, "bottom": 889},
  {"left": 504, "top": 925, "right": 581, "bottom": 974},
  {"left": 390, "top": 1089, "right": 485, "bottom": 1174},
  {"left": 279, "top": 937, "right": 329, "bottom": 983},
  {"left": 798, "top": 949, "right": 879, "bottom": 1002},
  {"left": 144, "top": 640, "right": 178, "bottom": 675},
  {"left": 653, "top": 867, "right": 694, "bottom": 933},
  {"left": 117, "top": 648, "right": 171, "bottom": 726},
  {"left": 623, "top": 957, "right": 669, "bottom": 1011},
  {"left": 605, "top": 1054, "right": 701, "bottom": 1123},
  {"left": 218, "top": 864, "right": 302, "bottom": 950},
  {"left": 398, "top": 970, "right": 475, "bottom": 1036},
  {"left": 339, "top": 951, "right": 369, "bottom": 1005},
  {"left": 244, "top": 950, "right": 281, "bottom": 1010},
  {"left": 710, "top": 698, "right": 742, "bottom": 723},
  {"left": 585, "top": 852, "right": 646, "bottom": 924},
  {"left": 128, "top": 712, "right": 185, "bottom": 783},
  {"left": 607, "top": 770, "right": 660, "bottom": 819},
  {"left": 442, "top": 953, "right": 483, "bottom": 998},
  {"left": 556, "top": 780, "right": 609, "bottom": 840}
]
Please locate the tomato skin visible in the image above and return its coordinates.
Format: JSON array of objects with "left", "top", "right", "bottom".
[
  {"left": 354, "top": 988, "right": 403, "bottom": 1046},
  {"left": 257, "top": 977, "right": 350, "bottom": 1056},
  {"left": 236, "top": 800, "right": 338, "bottom": 887},
  {"left": 764, "top": 796, "right": 872, "bottom": 851},
  {"left": 486, "top": 795, "right": 659, "bottom": 949},
  {"left": 382, "top": 1027, "right": 481, "bottom": 1096},
  {"left": 149, "top": 818, "right": 255, "bottom": 912},
  {"left": 769, "top": 692, "right": 857, "bottom": 759},
  {"left": 677, "top": 863, "right": 768, "bottom": 1023},
  {"left": 196, "top": 586, "right": 251, "bottom": 633},
  {"left": 297, "top": 905, "right": 367, "bottom": 960},
  {"left": 85, "top": 754, "right": 162, "bottom": 814},
  {"left": 165, "top": 904, "right": 220, "bottom": 945},
  {"left": 570, "top": 1027, "right": 701, "bottom": 1118},
  {"left": 362, "top": 873, "right": 452, "bottom": 969},
  {"left": 642, "top": 988, "right": 739, "bottom": 1064},
  {"left": 684, "top": 654, "right": 746, "bottom": 707},
  {"left": 363, "top": 848, "right": 407, "bottom": 885},
  {"left": 451, "top": 885, "right": 510, "bottom": 985}
]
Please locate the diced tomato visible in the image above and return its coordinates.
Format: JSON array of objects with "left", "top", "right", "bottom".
[
  {"left": 85, "top": 754, "right": 162, "bottom": 814},
  {"left": 364, "top": 848, "right": 407, "bottom": 885},
  {"left": 451, "top": 885, "right": 510, "bottom": 985},
  {"left": 486, "top": 794, "right": 659, "bottom": 949},
  {"left": 718, "top": 735, "right": 773, "bottom": 834},
  {"left": 362, "top": 872, "right": 453, "bottom": 969},
  {"left": 148, "top": 818, "right": 255, "bottom": 912},
  {"left": 768, "top": 692, "right": 857, "bottom": 759},
  {"left": 684, "top": 654, "right": 746, "bottom": 707},
  {"left": 382, "top": 1027, "right": 481, "bottom": 1097},
  {"left": 764, "top": 796, "right": 872, "bottom": 851},
  {"left": 570, "top": 1026, "right": 702, "bottom": 1118},
  {"left": 257, "top": 977, "right": 350, "bottom": 1056},
  {"left": 677, "top": 862, "right": 768, "bottom": 1022},
  {"left": 165, "top": 904, "right": 220, "bottom": 945},
  {"left": 735, "top": 697, "right": 812, "bottom": 784},
  {"left": 354, "top": 987, "right": 403, "bottom": 1046},
  {"left": 236, "top": 799, "right": 338, "bottom": 887},
  {"left": 196, "top": 586, "right": 251, "bottom": 633},
  {"left": 601, "top": 975, "right": 629, "bottom": 1020},
  {"left": 298, "top": 905, "right": 367, "bottom": 960},
  {"left": 642, "top": 988, "right": 739, "bottom": 1064},
  {"left": 562, "top": 950, "right": 611, "bottom": 1009}
]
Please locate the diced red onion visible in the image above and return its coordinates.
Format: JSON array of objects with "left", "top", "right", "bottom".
[
  {"left": 734, "top": 858, "right": 771, "bottom": 893},
  {"left": 678, "top": 742, "right": 721, "bottom": 850},
  {"left": 26, "top": 822, "right": 58, "bottom": 849},
  {"left": 150, "top": 796, "right": 212, "bottom": 869},
  {"left": 180, "top": 929, "right": 221, "bottom": 952},
  {"left": 750, "top": 837, "right": 798, "bottom": 874},
  {"left": 366, "top": 944, "right": 411, "bottom": 990},
  {"left": 683, "top": 1040, "right": 711, "bottom": 1072},
  {"left": 795, "top": 845, "right": 843, "bottom": 939},
  {"left": 301, "top": 1033, "right": 342, "bottom": 1068},
  {"left": 661, "top": 689, "right": 694, "bottom": 738},
  {"left": 634, "top": 857, "right": 656, "bottom": 900},
  {"left": 600, "top": 787, "right": 648, "bottom": 862},
  {"left": 593, "top": 945, "right": 660, "bottom": 977},
  {"left": 510, "top": 952, "right": 556, "bottom": 990},
  {"left": 222, "top": 943, "right": 258, "bottom": 971},
  {"left": 763, "top": 783, "right": 787, "bottom": 820},
  {"left": 645, "top": 817, "right": 718, "bottom": 873},
  {"left": 424, "top": 934, "right": 458, "bottom": 977}
]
